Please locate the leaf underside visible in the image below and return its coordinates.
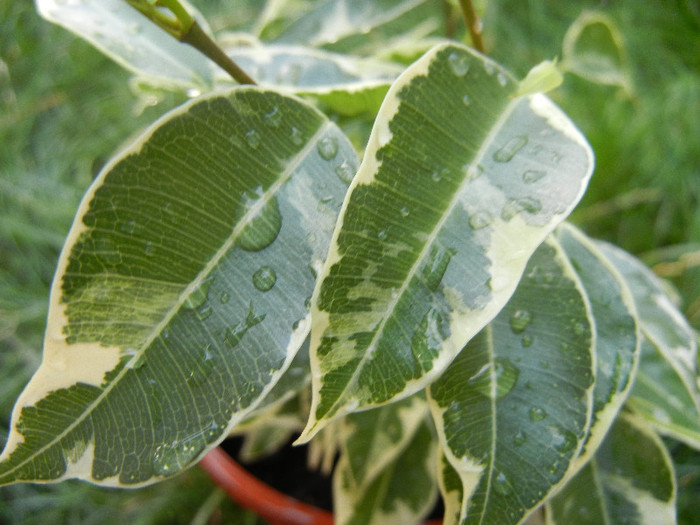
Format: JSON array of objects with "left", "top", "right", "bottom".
[{"left": 0, "top": 87, "right": 357, "bottom": 486}]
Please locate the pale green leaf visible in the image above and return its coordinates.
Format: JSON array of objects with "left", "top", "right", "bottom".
[
  {"left": 555, "top": 223, "right": 640, "bottom": 468},
  {"left": 597, "top": 242, "right": 700, "bottom": 447},
  {"left": 37, "top": 0, "right": 215, "bottom": 90},
  {"left": 301, "top": 43, "right": 593, "bottom": 438},
  {"left": 338, "top": 394, "right": 428, "bottom": 491},
  {"left": 561, "top": 11, "right": 634, "bottom": 95},
  {"left": 547, "top": 412, "right": 677, "bottom": 525},
  {"left": 0, "top": 88, "right": 356, "bottom": 486},
  {"left": 428, "top": 238, "right": 595, "bottom": 524},
  {"left": 334, "top": 420, "right": 438, "bottom": 525},
  {"left": 437, "top": 447, "right": 464, "bottom": 525}
]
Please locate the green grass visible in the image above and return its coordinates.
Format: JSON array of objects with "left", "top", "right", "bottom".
[{"left": 1, "top": 0, "right": 698, "bottom": 523}]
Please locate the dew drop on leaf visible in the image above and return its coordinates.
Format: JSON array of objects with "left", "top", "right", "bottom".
[
  {"left": 467, "top": 358, "right": 520, "bottom": 399},
  {"left": 237, "top": 195, "right": 282, "bottom": 251},
  {"left": 447, "top": 52, "right": 470, "bottom": 76},
  {"left": 523, "top": 170, "right": 546, "bottom": 183},
  {"left": 510, "top": 309, "right": 532, "bottom": 334},
  {"left": 219, "top": 291, "right": 230, "bottom": 304},
  {"left": 552, "top": 427, "right": 578, "bottom": 454},
  {"left": 290, "top": 126, "right": 303, "bottom": 145},
  {"left": 335, "top": 160, "right": 355, "bottom": 184},
  {"left": 263, "top": 106, "right": 281, "bottom": 128},
  {"left": 521, "top": 334, "right": 534, "bottom": 347},
  {"left": 317, "top": 136, "right": 338, "bottom": 160},
  {"left": 252, "top": 266, "right": 277, "bottom": 292},
  {"left": 224, "top": 303, "right": 266, "bottom": 348},
  {"left": 494, "top": 472, "right": 511, "bottom": 495},
  {"left": 400, "top": 206, "right": 410, "bottom": 217},
  {"left": 529, "top": 406, "right": 547, "bottom": 421},
  {"left": 421, "top": 244, "right": 456, "bottom": 290},
  {"left": 469, "top": 211, "right": 493, "bottom": 230},
  {"left": 513, "top": 430, "right": 527, "bottom": 447},
  {"left": 497, "top": 72, "right": 508, "bottom": 87},
  {"left": 493, "top": 135, "right": 528, "bottom": 162},
  {"left": 183, "top": 279, "right": 212, "bottom": 310},
  {"left": 245, "top": 129, "right": 261, "bottom": 149},
  {"left": 462, "top": 94, "right": 471, "bottom": 106}
]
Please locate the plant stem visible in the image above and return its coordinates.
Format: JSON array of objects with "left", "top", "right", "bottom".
[
  {"left": 457, "top": 0, "right": 485, "bottom": 53},
  {"left": 182, "top": 22, "right": 256, "bottom": 85}
]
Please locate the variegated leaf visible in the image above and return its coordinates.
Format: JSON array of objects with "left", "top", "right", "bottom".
[
  {"left": 334, "top": 419, "right": 438, "bottom": 525},
  {"left": 556, "top": 223, "right": 640, "bottom": 469},
  {"left": 597, "top": 242, "right": 700, "bottom": 448},
  {"left": 547, "top": 412, "right": 677, "bottom": 525},
  {"left": 301, "top": 43, "right": 593, "bottom": 439},
  {"left": 0, "top": 88, "right": 356, "bottom": 486},
  {"left": 428, "top": 238, "right": 595, "bottom": 524}
]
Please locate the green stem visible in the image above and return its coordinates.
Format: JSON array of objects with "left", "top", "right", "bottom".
[
  {"left": 124, "top": 0, "right": 256, "bottom": 85},
  {"left": 457, "top": 0, "right": 485, "bottom": 53}
]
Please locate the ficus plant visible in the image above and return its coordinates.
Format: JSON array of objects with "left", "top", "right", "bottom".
[{"left": 2, "top": 1, "right": 699, "bottom": 524}]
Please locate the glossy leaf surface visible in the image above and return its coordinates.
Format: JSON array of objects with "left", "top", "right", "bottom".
[
  {"left": 429, "top": 238, "right": 595, "bottom": 524},
  {"left": 0, "top": 88, "right": 356, "bottom": 486},
  {"left": 547, "top": 412, "right": 677, "bottom": 525},
  {"left": 302, "top": 43, "right": 594, "bottom": 438}
]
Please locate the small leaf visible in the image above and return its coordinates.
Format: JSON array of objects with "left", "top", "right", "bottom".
[
  {"left": 0, "top": 88, "right": 357, "bottom": 486},
  {"left": 513, "top": 59, "right": 563, "bottom": 98},
  {"left": 547, "top": 412, "right": 677, "bottom": 525},
  {"left": 334, "top": 419, "right": 438, "bottom": 525},
  {"left": 301, "top": 43, "right": 593, "bottom": 439},
  {"left": 428, "top": 238, "right": 595, "bottom": 524}
]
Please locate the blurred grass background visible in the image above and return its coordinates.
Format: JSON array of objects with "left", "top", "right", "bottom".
[{"left": 1, "top": 0, "right": 698, "bottom": 523}]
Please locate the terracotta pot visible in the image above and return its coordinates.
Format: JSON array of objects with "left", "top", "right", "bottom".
[{"left": 200, "top": 446, "right": 442, "bottom": 525}]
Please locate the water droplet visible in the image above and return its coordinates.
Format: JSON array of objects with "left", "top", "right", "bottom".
[
  {"left": 317, "top": 136, "right": 338, "bottom": 160},
  {"left": 377, "top": 229, "right": 388, "bottom": 241},
  {"left": 421, "top": 244, "right": 456, "bottom": 290},
  {"left": 252, "top": 266, "right": 277, "bottom": 292},
  {"left": 144, "top": 241, "right": 156, "bottom": 256},
  {"left": 501, "top": 197, "right": 542, "bottom": 221},
  {"left": 400, "top": 206, "right": 410, "bottom": 217},
  {"left": 225, "top": 303, "right": 266, "bottom": 348},
  {"left": 263, "top": 106, "right": 281, "bottom": 128},
  {"left": 523, "top": 170, "right": 546, "bottom": 183},
  {"left": 497, "top": 72, "right": 508, "bottom": 87},
  {"left": 335, "top": 160, "right": 355, "bottom": 184},
  {"left": 290, "top": 126, "right": 303, "bottom": 145},
  {"left": 513, "top": 430, "right": 527, "bottom": 447},
  {"left": 552, "top": 427, "right": 578, "bottom": 454},
  {"left": 484, "top": 61, "right": 495, "bottom": 75},
  {"left": 493, "top": 135, "right": 528, "bottom": 162},
  {"left": 510, "top": 309, "right": 532, "bottom": 334},
  {"left": 183, "top": 279, "right": 212, "bottom": 310},
  {"left": 245, "top": 129, "right": 260, "bottom": 149},
  {"left": 521, "top": 334, "right": 534, "bottom": 347},
  {"left": 467, "top": 358, "right": 520, "bottom": 399},
  {"left": 411, "top": 308, "right": 448, "bottom": 368},
  {"left": 469, "top": 211, "right": 493, "bottom": 230},
  {"left": 462, "top": 94, "right": 471, "bottom": 106},
  {"left": 447, "top": 52, "right": 470, "bottom": 76},
  {"left": 573, "top": 322, "right": 587, "bottom": 336},
  {"left": 237, "top": 193, "right": 282, "bottom": 251},
  {"left": 494, "top": 471, "right": 511, "bottom": 495},
  {"left": 219, "top": 292, "right": 230, "bottom": 304},
  {"left": 196, "top": 304, "right": 212, "bottom": 320},
  {"left": 529, "top": 406, "right": 547, "bottom": 421},
  {"left": 465, "top": 163, "right": 483, "bottom": 180}
]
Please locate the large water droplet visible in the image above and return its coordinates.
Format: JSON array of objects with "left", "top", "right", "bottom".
[
  {"left": 493, "top": 135, "right": 528, "bottom": 163},
  {"left": 552, "top": 427, "right": 578, "bottom": 454},
  {"left": 510, "top": 309, "right": 532, "bottom": 334},
  {"left": 529, "top": 406, "right": 547, "bottom": 421},
  {"left": 263, "top": 106, "right": 281, "bottom": 128},
  {"left": 467, "top": 358, "right": 520, "bottom": 399},
  {"left": 335, "top": 160, "right": 355, "bottom": 184},
  {"left": 183, "top": 279, "right": 212, "bottom": 310},
  {"left": 469, "top": 211, "right": 493, "bottom": 230},
  {"left": 447, "top": 52, "right": 470, "bottom": 76},
  {"left": 245, "top": 129, "right": 260, "bottom": 149},
  {"left": 523, "top": 170, "right": 546, "bottom": 184},
  {"left": 237, "top": 192, "right": 282, "bottom": 252},
  {"left": 224, "top": 303, "right": 266, "bottom": 348},
  {"left": 421, "top": 244, "right": 456, "bottom": 290},
  {"left": 317, "top": 136, "right": 338, "bottom": 160},
  {"left": 252, "top": 266, "right": 277, "bottom": 292}
]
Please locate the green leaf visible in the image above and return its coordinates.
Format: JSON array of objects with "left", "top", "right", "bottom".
[
  {"left": 37, "top": 0, "right": 215, "bottom": 90},
  {"left": 334, "top": 419, "right": 438, "bottom": 525},
  {"left": 437, "top": 447, "right": 465, "bottom": 525},
  {"left": 428, "top": 238, "right": 595, "bottom": 524},
  {"left": 555, "top": 223, "right": 640, "bottom": 468},
  {"left": 597, "top": 242, "right": 700, "bottom": 448},
  {"left": 547, "top": 412, "right": 677, "bottom": 525},
  {"left": 301, "top": 43, "right": 593, "bottom": 438},
  {"left": 0, "top": 87, "right": 357, "bottom": 486},
  {"left": 221, "top": 42, "right": 403, "bottom": 115}
]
